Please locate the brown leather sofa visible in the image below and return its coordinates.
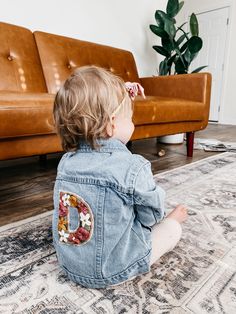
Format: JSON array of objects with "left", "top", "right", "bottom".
[{"left": 0, "top": 22, "right": 211, "bottom": 160}]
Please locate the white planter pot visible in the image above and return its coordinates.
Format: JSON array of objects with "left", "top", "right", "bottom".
[{"left": 159, "top": 133, "right": 184, "bottom": 144}]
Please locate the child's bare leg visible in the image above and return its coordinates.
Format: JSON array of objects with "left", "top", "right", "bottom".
[{"left": 150, "top": 205, "right": 188, "bottom": 265}]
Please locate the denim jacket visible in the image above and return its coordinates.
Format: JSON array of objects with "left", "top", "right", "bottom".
[{"left": 53, "top": 138, "right": 165, "bottom": 288}]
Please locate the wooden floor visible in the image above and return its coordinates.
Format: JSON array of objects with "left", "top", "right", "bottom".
[{"left": 0, "top": 123, "right": 235, "bottom": 226}]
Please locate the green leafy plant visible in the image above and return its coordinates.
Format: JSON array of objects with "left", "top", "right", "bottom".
[{"left": 150, "top": 0, "right": 207, "bottom": 75}]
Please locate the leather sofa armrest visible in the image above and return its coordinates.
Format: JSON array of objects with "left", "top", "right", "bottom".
[{"left": 140, "top": 72, "right": 212, "bottom": 104}]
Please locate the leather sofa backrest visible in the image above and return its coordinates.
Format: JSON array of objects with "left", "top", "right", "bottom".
[
  {"left": 34, "top": 31, "right": 140, "bottom": 94},
  {"left": 0, "top": 22, "right": 47, "bottom": 93}
]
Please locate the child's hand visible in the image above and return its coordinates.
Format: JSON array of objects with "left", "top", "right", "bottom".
[
  {"left": 125, "top": 82, "right": 146, "bottom": 100},
  {"left": 167, "top": 204, "right": 188, "bottom": 224}
]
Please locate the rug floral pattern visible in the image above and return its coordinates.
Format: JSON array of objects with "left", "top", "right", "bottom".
[{"left": 0, "top": 153, "right": 236, "bottom": 313}]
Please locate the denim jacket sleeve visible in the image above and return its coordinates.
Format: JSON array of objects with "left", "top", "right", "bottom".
[{"left": 133, "top": 161, "right": 166, "bottom": 227}]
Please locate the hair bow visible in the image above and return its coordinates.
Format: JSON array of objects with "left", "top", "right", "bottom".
[{"left": 125, "top": 82, "right": 146, "bottom": 100}]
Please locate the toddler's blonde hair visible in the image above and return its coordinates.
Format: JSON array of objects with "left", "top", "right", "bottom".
[{"left": 53, "top": 66, "right": 131, "bottom": 151}]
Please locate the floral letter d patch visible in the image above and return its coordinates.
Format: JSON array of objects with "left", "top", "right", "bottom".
[{"left": 58, "top": 191, "right": 94, "bottom": 245}]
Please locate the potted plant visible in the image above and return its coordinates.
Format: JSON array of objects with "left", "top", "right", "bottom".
[{"left": 150, "top": 0, "right": 207, "bottom": 144}]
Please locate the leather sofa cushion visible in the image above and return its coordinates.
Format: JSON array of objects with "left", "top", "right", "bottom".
[
  {"left": 34, "top": 31, "right": 140, "bottom": 94},
  {"left": 0, "top": 22, "right": 47, "bottom": 93},
  {"left": 0, "top": 93, "right": 55, "bottom": 138},
  {"left": 0, "top": 93, "right": 204, "bottom": 139},
  {"left": 133, "top": 96, "right": 204, "bottom": 125}
]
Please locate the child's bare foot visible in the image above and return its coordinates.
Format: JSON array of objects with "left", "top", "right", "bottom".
[{"left": 167, "top": 204, "right": 188, "bottom": 224}]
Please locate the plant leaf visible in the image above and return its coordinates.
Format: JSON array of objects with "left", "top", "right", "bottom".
[
  {"left": 155, "top": 10, "right": 169, "bottom": 21},
  {"left": 164, "top": 20, "right": 176, "bottom": 38},
  {"left": 166, "top": 0, "right": 179, "bottom": 18},
  {"left": 167, "top": 54, "right": 177, "bottom": 66},
  {"left": 183, "top": 49, "right": 191, "bottom": 64},
  {"left": 176, "top": 33, "right": 186, "bottom": 46},
  {"left": 150, "top": 25, "right": 169, "bottom": 38},
  {"left": 174, "top": 46, "right": 186, "bottom": 66},
  {"left": 180, "top": 41, "right": 188, "bottom": 52},
  {"left": 188, "top": 36, "right": 203, "bottom": 54},
  {"left": 159, "top": 59, "right": 170, "bottom": 75},
  {"left": 191, "top": 65, "right": 208, "bottom": 73},
  {"left": 190, "top": 13, "right": 199, "bottom": 36},
  {"left": 189, "top": 51, "right": 198, "bottom": 62},
  {"left": 177, "top": 21, "right": 187, "bottom": 30},
  {"left": 153, "top": 46, "right": 170, "bottom": 57},
  {"left": 155, "top": 10, "right": 176, "bottom": 38},
  {"left": 175, "top": 57, "right": 188, "bottom": 74},
  {"left": 155, "top": 10, "right": 164, "bottom": 28},
  {"left": 177, "top": 27, "right": 189, "bottom": 41},
  {"left": 162, "top": 37, "right": 174, "bottom": 52},
  {"left": 177, "top": 1, "right": 184, "bottom": 14}
]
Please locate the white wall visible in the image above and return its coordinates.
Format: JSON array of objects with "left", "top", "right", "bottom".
[
  {"left": 0, "top": 0, "right": 167, "bottom": 77},
  {"left": 178, "top": 0, "right": 236, "bottom": 125}
]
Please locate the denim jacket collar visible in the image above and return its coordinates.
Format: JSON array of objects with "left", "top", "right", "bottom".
[{"left": 78, "top": 138, "right": 129, "bottom": 153}]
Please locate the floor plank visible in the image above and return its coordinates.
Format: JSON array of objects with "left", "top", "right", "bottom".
[{"left": 0, "top": 123, "right": 235, "bottom": 226}]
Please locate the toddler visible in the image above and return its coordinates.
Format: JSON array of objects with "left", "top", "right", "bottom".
[{"left": 53, "top": 65, "right": 188, "bottom": 288}]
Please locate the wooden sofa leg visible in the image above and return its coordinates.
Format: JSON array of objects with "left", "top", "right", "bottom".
[{"left": 186, "top": 132, "right": 194, "bottom": 157}]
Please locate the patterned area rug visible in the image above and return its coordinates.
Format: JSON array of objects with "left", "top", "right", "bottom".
[{"left": 0, "top": 153, "right": 236, "bottom": 314}]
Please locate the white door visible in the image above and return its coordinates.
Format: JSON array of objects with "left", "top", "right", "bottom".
[{"left": 189, "top": 7, "right": 229, "bottom": 121}]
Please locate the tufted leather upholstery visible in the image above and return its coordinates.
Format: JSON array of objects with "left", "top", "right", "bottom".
[
  {"left": 0, "top": 22, "right": 61, "bottom": 160},
  {"left": 0, "top": 22, "right": 211, "bottom": 160},
  {"left": 34, "top": 31, "right": 140, "bottom": 94},
  {"left": 0, "top": 22, "right": 47, "bottom": 93}
]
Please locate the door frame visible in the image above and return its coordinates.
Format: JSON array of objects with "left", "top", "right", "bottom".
[{"left": 183, "top": 2, "right": 232, "bottom": 124}]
